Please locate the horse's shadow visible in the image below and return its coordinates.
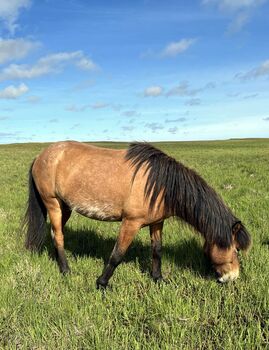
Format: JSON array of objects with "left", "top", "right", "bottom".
[{"left": 44, "top": 225, "right": 211, "bottom": 279}]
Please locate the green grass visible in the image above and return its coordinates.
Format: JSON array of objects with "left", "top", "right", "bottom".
[{"left": 0, "top": 139, "right": 268, "bottom": 349}]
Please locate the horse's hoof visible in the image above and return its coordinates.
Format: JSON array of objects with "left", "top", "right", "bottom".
[
  {"left": 96, "top": 277, "right": 108, "bottom": 290},
  {"left": 152, "top": 275, "right": 166, "bottom": 284},
  {"left": 60, "top": 266, "right": 70, "bottom": 275}
]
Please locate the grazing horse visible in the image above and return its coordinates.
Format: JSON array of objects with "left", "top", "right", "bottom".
[{"left": 23, "top": 141, "right": 251, "bottom": 287}]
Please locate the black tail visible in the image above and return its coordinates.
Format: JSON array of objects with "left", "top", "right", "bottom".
[{"left": 23, "top": 160, "right": 47, "bottom": 252}]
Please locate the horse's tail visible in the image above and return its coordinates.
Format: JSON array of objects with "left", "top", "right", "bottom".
[
  {"left": 234, "top": 223, "right": 252, "bottom": 252},
  {"left": 23, "top": 160, "right": 47, "bottom": 252}
]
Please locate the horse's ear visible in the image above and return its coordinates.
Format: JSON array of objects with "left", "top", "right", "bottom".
[{"left": 232, "top": 221, "right": 241, "bottom": 235}]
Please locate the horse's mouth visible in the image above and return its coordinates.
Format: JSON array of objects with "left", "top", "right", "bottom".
[{"left": 217, "top": 269, "right": 239, "bottom": 283}]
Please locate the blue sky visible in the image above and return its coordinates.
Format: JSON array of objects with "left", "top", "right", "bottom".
[{"left": 0, "top": 0, "right": 269, "bottom": 144}]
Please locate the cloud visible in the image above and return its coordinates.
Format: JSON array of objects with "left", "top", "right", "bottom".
[
  {"left": 203, "top": 0, "right": 267, "bottom": 11},
  {"left": 71, "top": 123, "right": 80, "bottom": 129},
  {"left": 168, "top": 127, "right": 179, "bottom": 134},
  {"left": 141, "top": 38, "right": 196, "bottom": 59},
  {"left": 237, "top": 59, "right": 269, "bottom": 80},
  {"left": 0, "top": 51, "right": 98, "bottom": 81},
  {"left": 76, "top": 58, "right": 97, "bottom": 71},
  {"left": 165, "top": 117, "right": 187, "bottom": 123},
  {"left": 143, "top": 85, "right": 163, "bottom": 97},
  {"left": 26, "top": 95, "right": 41, "bottom": 103},
  {"left": 66, "top": 102, "right": 110, "bottom": 112},
  {"left": 0, "top": 83, "right": 28, "bottom": 99},
  {"left": 0, "top": 132, "right": 17, "bottom": 139},
  {"left": 166, "top": 81, "right": 200, "bottom": 97},
  {"left": 49, "top": 118, "right": 58, "bottom": 123},
  {"left": 263, "top": 117, "right": 269, "bottom": 121},
  {"left": 227, "top": 12, "right": 250, "bottom": 33},
  {"left": 121, "top": 110, "right": 139, "bottom": 117},
  {"left": 143, "top": 81, "right": 215, "bottom": 99},
  {"left": 227, "top": 92, "right": 240, "bottom": 97},
  {"left": 161, "top": 38, "right": 196, "bottom": 58},
  {"left": 66, "top": 104, "right": 89, "bottom": 112},
  {"left": 145, "top": 122, "right": 164, "bottom": 133},
  {"left": 202, "top": 0, "right": 267, "bottom": 32},
  {"left": 185, "top": 98, "right": 201, "bottom": 106},
  {"left": 243, "top": 93, "right": 258, "bottom": 99},
  {"left": 0, "top": 37, "right": 39, "bottom": 64},
  {"left": 91, "top": 102, "right": 109, "bottom": 109},
  {"left": 0, "top": 0, "right": 31, "bottom": 34},
  {"left": 121, "top": 125, "right": 135, "bottom": 132}
]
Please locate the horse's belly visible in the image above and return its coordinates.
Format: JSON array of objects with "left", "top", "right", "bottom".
[{"left": 71, "top": 200, "right": 122, "bottom": 221}]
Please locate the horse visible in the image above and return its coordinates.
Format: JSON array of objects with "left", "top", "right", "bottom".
[{"left": 23, "top": 141, "right": 251, "bottom": 288}]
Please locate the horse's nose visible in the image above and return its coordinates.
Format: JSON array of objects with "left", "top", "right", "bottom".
[{"left": 215, "top": 271, "right": 222, "bottom": 279}]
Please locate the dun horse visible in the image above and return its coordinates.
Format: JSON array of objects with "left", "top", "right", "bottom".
[{"left": 23, "top": 141, "right": 251, "bottom": 287}]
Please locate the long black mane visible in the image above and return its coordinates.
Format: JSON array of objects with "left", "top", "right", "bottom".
[{"left": 126, "top": 142, "right": 245, "bottom": 248}]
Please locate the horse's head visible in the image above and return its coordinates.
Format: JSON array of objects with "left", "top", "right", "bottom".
[
  {"left": 204, "top": 222, "right": 250, "bottom": 283},
  {"left": 204, "top": 242, "right": 239, "bottom": 282}
]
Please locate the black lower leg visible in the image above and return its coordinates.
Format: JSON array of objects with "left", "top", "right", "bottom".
[
  {"left": 152, "top": 240, "right": 162, "bottom": 281},
  {"left": 55, "top": 247, "right": 70, "bottom": 274},
  {"left": 150, "top": 222, "right": 163, "bottom": 282},
  {"left": 96, "top": 247, "right": 123, "bottom": 289}
]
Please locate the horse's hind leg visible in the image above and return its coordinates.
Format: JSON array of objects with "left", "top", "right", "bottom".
[
  {"left": 150, "top": 222, "right": 163, "bottom": 282},
  {"left": 96, "top": 219, "right": 141, "bottom": 289},
  {"left": 45, "top": 198, "right": 70, "bottom": 274}
]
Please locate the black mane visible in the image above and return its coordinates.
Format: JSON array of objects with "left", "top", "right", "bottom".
[{"left": 126, "top": 142, "right": 240, "bottom": 248}]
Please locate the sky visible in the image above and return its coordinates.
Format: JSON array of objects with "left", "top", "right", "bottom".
[{"left": 0, "top": 0, "right": 269, "bottom": 144}]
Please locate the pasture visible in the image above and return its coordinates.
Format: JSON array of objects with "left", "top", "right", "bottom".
[{"left": 0, "top": 139, "right": 268, "bottom": 349}]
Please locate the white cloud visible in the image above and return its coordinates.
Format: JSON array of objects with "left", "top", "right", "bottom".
[
  {"left": 166, "top": 81, "right": 199, "bottom": 97},
  {"left": 143, "top": 85, "right": 163, "bottom": 97},
  {"left": 165, "top": 117, "right": 187, "bottom": 123},
  {"left": 161, "top": 38, "right": 196, "bottom": 57},
  {"left": 237, "top": 59, "right": 269, "bottom": 80},
  {"left": 141, "top": 38, "right": 196, "bottom": 59},
  {"left": 227, "top": 12, "right": 250, "bottom": 33},
  {"left": 91, "top": 102, "right": 109, "bottom": 109},
  {"left": 202, "top": 0, "right": 266, "bottom": 11},
  {"left": 203, "top": 0, "right": 267, "bottom": 32},
  {"left": 121, "top": 125, "right": 135, "bottom": 132},
  {"left": 143, "top": 81, "right": 214, "bottom": 99},
  {"left": 185, "top": 98, "right": 201, "bottom": 106},
  {"left": 168, "top": 126, "right": 179, "bottom": 134},
  {"left": 76, "top": 58, "right": 97, "bottom": 71},
  {"left": 0, "top": 83, "right": 28, "bottom": 99},
  {"left": 0, "top": 37, "right": 38, "bottom": 64},
  {"left": 144, "top": 122, "right": 164, "bottom": 133},
  {"left": 0, "top": 51, "right": 98, "bottom": 81},
  {"left": 0, "top": 0, "right": 31, "bottom": 34},
  {"left": 66, "top": 104, "right": 89, "bottom": 112},
  {"left": 27, "top": 95, "right": 41, "bottom": 103}
]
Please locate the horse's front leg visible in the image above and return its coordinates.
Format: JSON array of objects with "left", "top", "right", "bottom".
[
  {"left": 96, "top": 219, "right": 141, "bottom": 289},
  {"left": 150, "top": 221, "right": 163, "bottom": 282}
]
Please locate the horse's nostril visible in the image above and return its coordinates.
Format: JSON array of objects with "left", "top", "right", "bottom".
[{"left": 215, "top": 271, "right": 222, "bottom": 278}]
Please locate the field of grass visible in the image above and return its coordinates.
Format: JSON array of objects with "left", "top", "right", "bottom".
[{"left": 0, "top": 139, "right": 268, "bottom": 349}]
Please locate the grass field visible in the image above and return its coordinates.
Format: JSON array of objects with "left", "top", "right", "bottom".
[{"left": 0, "top": 139, "right": 268, "bottom": 349}]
